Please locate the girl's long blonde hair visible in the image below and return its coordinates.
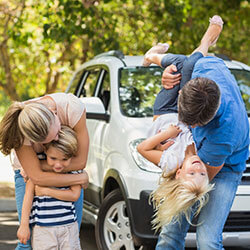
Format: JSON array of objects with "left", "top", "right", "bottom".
[
  {"left": 0, "top": 101, "right": 55, "bottom": 155},
  {"left": 151, "top": 168, "right": 214, "bottom": 231}
]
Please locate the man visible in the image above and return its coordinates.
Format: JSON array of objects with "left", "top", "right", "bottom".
[{"left": 156, "top": 56, "right": 249, "bottom": 250}]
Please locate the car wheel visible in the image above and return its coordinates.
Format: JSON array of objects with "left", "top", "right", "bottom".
[{"left": 95, "top": 189, "right": 142, "bottom": 250}]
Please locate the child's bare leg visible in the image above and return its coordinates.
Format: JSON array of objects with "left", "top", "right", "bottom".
[
  {"left": 143, "top": 43, "right": 169, "bottom": 67},
  {"left": 192, "top": 15, "right": 224, "bottom": 56}
]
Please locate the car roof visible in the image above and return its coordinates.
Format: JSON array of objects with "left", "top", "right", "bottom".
[{"left": 85, "top": 50, "right": 250, "bottom": 71}]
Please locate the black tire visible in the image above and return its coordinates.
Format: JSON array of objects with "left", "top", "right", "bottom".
[{"left": 95, "top": 189, "right": 140, "bottom": 250}]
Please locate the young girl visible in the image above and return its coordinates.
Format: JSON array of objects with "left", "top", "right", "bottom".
[
  {"left": 137, "top": 122, "right": 214, "bottom": 230},
  {"left": 137, "top": 15, "right": 223, "bottom": 230},
  {"left": 17, "top": 126, "right": 83, "bottom": 249}
]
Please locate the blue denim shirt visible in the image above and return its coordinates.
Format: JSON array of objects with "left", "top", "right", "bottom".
[{"left": 191, "top": 56, "right": 249, "bottom": 172}]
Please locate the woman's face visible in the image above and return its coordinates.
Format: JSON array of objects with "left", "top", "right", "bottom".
[
  {"left": 41, "top": 114, "right": 61, "bottom": 144},
  {"left": 175, "top": 155, "right": 208, "bottom": 186}
]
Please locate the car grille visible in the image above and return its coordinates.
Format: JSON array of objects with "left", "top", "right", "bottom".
[
  {"left": 189, "top": 212, "right": 250, "bottom": 233},
  {"left": 223, "top": 212, "right": 250, "bottom": 232},
  {"left": 241, "top": 159, "right": 250, "bottom": 184}
]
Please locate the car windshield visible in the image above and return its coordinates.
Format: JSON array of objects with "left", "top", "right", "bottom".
[{"left": 119, "top": 66, "right": 250, "bottom": 117}]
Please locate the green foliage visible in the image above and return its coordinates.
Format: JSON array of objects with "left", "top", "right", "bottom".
[{"left": 0, "top": 0, "right": 249, "bottom": 108}]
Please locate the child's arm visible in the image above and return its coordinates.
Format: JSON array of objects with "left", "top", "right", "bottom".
[
  {"left": 137, "top": 124, "right": 181, "bottom": 165},
  {"left": 35, "top": 184, "right": 82, "bottom": 202},
  {"left": 17, "top": 179, "right": 35, "bottom": 245}
]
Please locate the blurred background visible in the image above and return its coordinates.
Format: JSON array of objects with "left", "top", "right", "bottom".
[{"left": 0, "top": 0, "right": 249, "bottom": 116}]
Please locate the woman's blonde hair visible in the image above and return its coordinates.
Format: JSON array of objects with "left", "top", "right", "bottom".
[
  {"left": 0, "top": 101, "right": 55, "bottom": 155},
  {"left": 151, "top": 169, "right": 214, "bottom": 231},
  {"left": 44, "top": 126, "right": 78, "bottom": 159}
]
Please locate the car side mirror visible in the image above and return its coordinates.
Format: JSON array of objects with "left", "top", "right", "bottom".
[{"left": 79, "top": 97, "right": 110, "bottom": 122}]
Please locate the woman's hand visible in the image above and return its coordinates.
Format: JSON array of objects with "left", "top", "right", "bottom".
[
  {"left": 80, "top": 170, "right": 89, "bottom": 189},
  {"left": 162, "top": 64, "right": 181, "bottom": 89},
  {"left": 17, "top": 225, "right": 30, "bottom": 245},
  {"left": 167, "top": 124, "right": 182, "bottom": 138},
  {"left": 35, "top": 185, "right": 50, "bottom": 196}
]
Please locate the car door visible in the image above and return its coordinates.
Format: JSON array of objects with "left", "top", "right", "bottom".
[{"left": 70, "top": 66, "right": 111, "bottom": 206}]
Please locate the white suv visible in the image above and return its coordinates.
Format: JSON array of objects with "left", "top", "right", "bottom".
[{"left": 66, "top": 51, "right": 250, "bottom": 250}]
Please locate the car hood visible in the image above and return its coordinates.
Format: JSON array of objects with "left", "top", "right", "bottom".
[{"left": 125, "top": 117, "right": 153, "bottom": 137}]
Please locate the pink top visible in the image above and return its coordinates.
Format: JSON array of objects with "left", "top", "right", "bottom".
[{"left": 12, "top": 93, "right": 85, "bottom": 170}]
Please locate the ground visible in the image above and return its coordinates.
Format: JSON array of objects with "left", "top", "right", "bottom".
[{"left": 0, "top": 182, "right": 15, "bottom": 198}]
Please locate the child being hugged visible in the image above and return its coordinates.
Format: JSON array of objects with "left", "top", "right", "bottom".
[
  {"left": 137, "top": 15, "right": 223, "bottom": 230},
  {"left": 17, "top": 126, "right": 83, "bottom": 250}
]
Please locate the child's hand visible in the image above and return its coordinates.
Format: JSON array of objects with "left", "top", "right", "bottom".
[
  {"left": 156, "top": 140, "right": 175, "bottom": 151},
  {"left": 17, "top": 225, "right": 30, "bottom": 245},
  {"left": 167, "top": 124, "right": 182, "bottom": 138}
]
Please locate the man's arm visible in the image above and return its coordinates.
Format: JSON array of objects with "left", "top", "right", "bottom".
[
  {"left": 205, "top": 163, "right": 224, "bottom": 181},
  {"left": 17, "top": 180, "right": 34, "bottom": 245},
  {"left": 35, "top": 184, "right": 82, "bottom": 202}
]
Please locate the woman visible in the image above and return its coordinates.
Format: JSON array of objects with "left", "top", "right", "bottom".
[{"left": 0, "top": 92, "right": 89, "bottom": 249}]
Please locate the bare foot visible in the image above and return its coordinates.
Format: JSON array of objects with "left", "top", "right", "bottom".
[
  {"left": 143, "top": 43, "right": 169, "bottom": 66},
  {"left": 201, "top": 15, "right": 224, "bottom": 47}
]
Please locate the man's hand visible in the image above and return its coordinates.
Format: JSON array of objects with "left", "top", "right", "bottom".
[
  {"left": 17, "top": 225, "right": 30, "bottom": 245},
  {"left": 162, "top": 64, "right": 181, "bottom": 89}
]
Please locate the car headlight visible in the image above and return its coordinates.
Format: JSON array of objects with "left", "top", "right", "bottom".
[{"left": 129, "top": 138, "right": 162, "bottom": 173}]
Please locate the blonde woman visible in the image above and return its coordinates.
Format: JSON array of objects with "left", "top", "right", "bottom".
[{"left": 0, "top": 93, "right": 89, "bottom": 249}]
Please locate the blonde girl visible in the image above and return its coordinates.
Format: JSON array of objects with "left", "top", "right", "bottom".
[{"left": 137, "top": 121, "right": 214, "bottom": 230}]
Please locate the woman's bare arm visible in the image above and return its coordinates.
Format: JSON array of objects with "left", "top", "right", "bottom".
[
  {"left": 16, "top": 145, "right": 89, "bottom": 187},
  {"left": 64, "top": 111, "right": 89, "bottom": 171}
]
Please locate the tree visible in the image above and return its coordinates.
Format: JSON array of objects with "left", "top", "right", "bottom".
[{"left": 0, "top": 0, "right": 249, "bottom": 112}]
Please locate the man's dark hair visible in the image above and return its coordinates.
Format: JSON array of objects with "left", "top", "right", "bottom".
[{"left": 178, "top": 77, "right": 220, "bottom": 126}]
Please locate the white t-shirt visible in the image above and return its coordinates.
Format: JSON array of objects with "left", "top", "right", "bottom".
[{"left": 147, "top": 113, "right": 195, "bottom": 172}]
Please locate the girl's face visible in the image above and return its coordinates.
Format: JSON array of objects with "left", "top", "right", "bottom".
[
  {"left": 175, "top": 155, "right": 208, "bottom": 186},
  {"left": 41, "top": 114, "right": 61, "bottom": 144},
  {"left": 46, "top": 146, "right": 71, "bottom": 173}
]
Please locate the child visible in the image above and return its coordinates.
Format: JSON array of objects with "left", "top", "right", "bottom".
[
  {"left": 17, "top": 126, "right": 82, "bottom": 249},
  {"left": 137, "top": 15, "right": 223, "bottom": 230}
]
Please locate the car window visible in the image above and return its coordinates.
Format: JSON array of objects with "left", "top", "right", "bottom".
[
  {"left": 231, "top": 69, "right": 250, "bottom": 113},
  {"left": 97, "top": 71, "right": 110, "bottom": 111},
  {"left": 66, "top": 69, "right": 85, "bottom": 95},
  {"left": 119, "top": 66, "right": 162, "bottom": 117},
  {"left": 82, "top": 68, "right": 101, "bottom": 97},
  {"left": 119, "top": 66, "right": 250, "bottom": 118}
]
